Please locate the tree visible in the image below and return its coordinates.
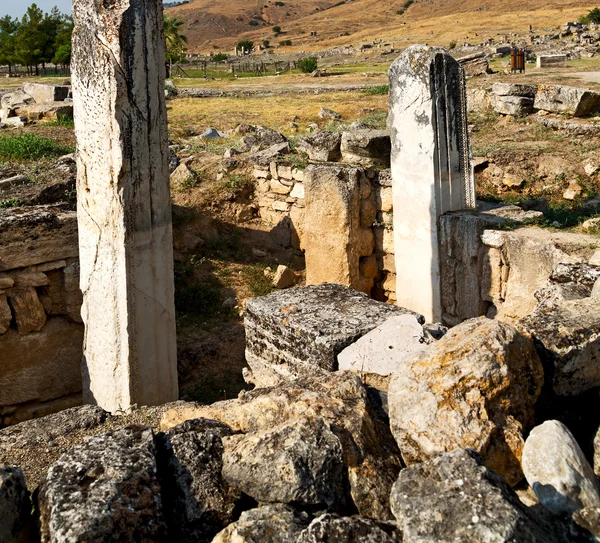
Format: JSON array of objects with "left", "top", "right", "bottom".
[
  {"left": 272, "top": 25, "right": 281, "bottom": 34},
  {"left": 14, "top": 4, "right": 48, "bottom": 75},
  {"left": 298, "top": 56, "right": 318, "bottom": 73},
  {"left": 164, "top": 14, "right": 188, "bottom": 74},
  {"left": 580, "top": 7, "right": 600, "bottom": 23},
  {"left": 263, "top": 39, "right": 270, "bottom": 48},
  {"left": 52, "top": 14, "right": 73, "bottom": 67},
  {"left": 0, "top": 16, "right": 18, "bottom": 76},
  {"left": 237, "top": 40, "right": 254, "bottom": 54}
]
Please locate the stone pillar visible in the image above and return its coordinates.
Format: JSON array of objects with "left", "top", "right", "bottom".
[
  {"left": 388, "top": 45, "right": 475, "bottom": 323},
  {"left": 72, "top": 0, "right": 178, "bottom": 412}
]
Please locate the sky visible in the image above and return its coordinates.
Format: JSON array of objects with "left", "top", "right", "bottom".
[{"left": 2, "top": 0, "right": 169, "bottom": 19}]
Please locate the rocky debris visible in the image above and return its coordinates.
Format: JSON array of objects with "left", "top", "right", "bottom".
[
  {"left": 17, "top": 103, "right": 73, "bottom": 123},
  {"left": 491, "top": 83, "right": 537, "bottom": 116},
  {"left": 1, "top": 89, "right": 34, "bottom": 110},
  {"left": 201, "top": 127, "right": 222, "bottom": 140},
  {"left": 161, "top": 371, "right": 404, "bottom": 520},
  {"left": 271, "top": 265, "right": 298, "bottom": 288},
  {"left": 318, "top": 107, "right": 342, "bottom": 121},
  {"left": 168, "top": 148, "right": 180, "bottom": 173},
  {"left": 522, "top": 420, "right": 600, "bottom": 516},
  {"left": 389, "top": 317, "right": 544, "bottom": 486},
  {"left": 297, "top": 514, "right": 401, "bottom": 543},
  {"left": 157, "top": 418, "right": 241, "bottom": 543},
  {"left": 296, "top": 131, "right": 342, "bottom": 162},
  {"left": 519, "top": 297, "right": 600, "bottom": 396},
  {"left": 170, "top": 163, "right": 195, "bottom": 187},
  {"left": 573, "top": 507, "right": 600, "bottom": 540},
  {"left": 0, "top": 116, "right": 26, "bottom": 128},
  {"left": 391, "top": 448, "right": 571, "bottom": 543},
  {"left": 247, "top": 142, "right": 290, "bottom": 167},
  {"left": 0, "top": 405, "right": 107, "bottom": 450},
  {"left": 535, "top": 115, "right": 600, "bottom": 137},
  {"left": 22, "top": 83, "right": 69, "bottom": 104},
  {"left": 0, "top": 466, "right": 33, "bottom": 543},
  {"left": 212, "top": 505, "right": 310, "bottom": 543},
  {"left": 165, "top": 80, "right": 178, "bottom": 99},
  {"left": 337, "top": 314, "right": 433, "bottom": 376},
  {"left": 243, "top": 284, "right": 420, "bottom": 387},
  {"left": 0, "top": 174, "right": 29, "bottom": 191},
  {"left": 38, "top": 426, "right": 167, "bottom": 542},
  {"left": 534, "top": 84, "right": 600, "bottom": 117},
  {"left": 340, "top": 130, "right": 391, "bottom": 167},
  {"left": 550, "top": 263, "right": 600, "bottom": 291},
  {"left": 222, "top": 416, "right": 348, "bottom": 511},
  {"left": 457, "top": 52, "right": 490, "bottom": 77},
  {"left": 239, "top": 126, "right": 287, "bottom": 152},
  {"left": 492, "top": 83, "right": 538, "bottom": 98}
]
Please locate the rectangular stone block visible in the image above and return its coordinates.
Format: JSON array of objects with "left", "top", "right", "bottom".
[
  {"left": 536, "top": 55, "right": 567, "bottom": 68},
  {"left": 22, "top": 83, "right": 69, "bottom": 104}
]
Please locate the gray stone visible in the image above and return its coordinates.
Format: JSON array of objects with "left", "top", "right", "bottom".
[
  {"left": 337, "top": 314, "right": 429, "bottom": 376},
  {"left": 240, "top": 126, "right": 287, "bottom": 152},
  {"left": 297, "top": 514, "right": 401, "bottom": 543},
  {"left": 519, "top": 297, "right": 600, "bottom": 396},
  {"left": 222, "top": 416, "right": 348, "bottom": 511},
  {"left": 297, "top": 131, "right": 342, "bottom": 162},
  {"left": 0, "top": 89, "right": 34, "bottom": 110},
  {"left": 165, "top": 79, "right": 178, "bottom": 99},
  {"left": 248, "top": 142, "right": 290, "bottom": 167},
  {"left": 0, "top": 116, "right": 26, "bottom": 128},
  {"left": 550, "top": 263, "right": 600, "bottom": 291},
  {"left": 491, "top": 95, "right": 535, "bottom": 116},
  {"left": 272, "top": 265, "right": 297, "bottom": 288},
  {"left": 522, "top": 420, "right": 600, "bottom": 516},
  {"left": 201, "top": 127, "right": 222, "bottom": 140},
  {"left": 319, "top": 107, "right": 342, "bottom": 121},
  {"left": 38, "top": 426, "right": 167, "bottom": 542},
  {"left": 534, "top": 84, "right": 600, "bottom": 117},
  {"left": 492, "top": 83, "right": 538, "bottom": 98},
  {"left": 389, "top": 317, "right": 543, "bottom": 486},
  {"left": 0, "top": 175, "right": 29, "bottom": 191},
  {"left": 168, "top": 147, "right": 179, "bottom": 173},
  {"left": 391, "top": 448, "right": 567, "bottom": 543},
  {"left": 340, "top": 130, "right": 391, "bottom": 167},
  {"left": 22, "top": 82, "right": 69, "bottom": 103},
  {"left": 0, "top": 466, "right": 32, "bottom": 543},
  {"left": 0, "top": 404, "right": 107, "bottom": 450},
  {"left": 212, "top": 505, "right": 310, "bottom": 543},
  {"left": 158, "top": 418, "right": 241, "bottom": 543},
  {"left": 244, "top": 284, "right": 421, "bottom": 387}
]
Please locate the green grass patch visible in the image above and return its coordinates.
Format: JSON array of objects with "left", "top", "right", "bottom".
[
  {"left": 363, "top": 84, "right": 389, "bottom": 95},
  {"left": 242, "top": 265, "right": 274, "bottom": 297},
  {"left": 360, "top": 110, "right": 387, "bottom": 129},
  {"left": 45, "top": 114, "right": 75, "bottom": 128},
  {"left": 0, "top": 197, "right": 19, "bottom": 209},
  {"left": 0, "top": 134, "right": 74, "bottom": 161}
]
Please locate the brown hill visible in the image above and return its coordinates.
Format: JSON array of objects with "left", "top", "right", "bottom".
[{"left": 166, "top": 0, "right": 597, "bottom": 54}]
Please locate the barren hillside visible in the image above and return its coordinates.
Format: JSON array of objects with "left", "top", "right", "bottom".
[{"left": 167, "top": 0, "right": 597, "bottom": 53}]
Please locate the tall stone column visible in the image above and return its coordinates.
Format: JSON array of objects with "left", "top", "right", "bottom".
[
  {"left": 388, "top": 45, "right": 475, "bottom": 323},
  {"left": 72, "top": 0, "right": 178, "bottom": 412}
]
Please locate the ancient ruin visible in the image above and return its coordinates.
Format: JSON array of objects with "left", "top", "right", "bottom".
[{"left": 71, "top": 0, "right": 178, "bottom": 412}]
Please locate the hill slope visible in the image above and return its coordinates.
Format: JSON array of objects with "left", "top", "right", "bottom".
[{"left": 166, "top": 0, "right": 597, "bottom": 53}]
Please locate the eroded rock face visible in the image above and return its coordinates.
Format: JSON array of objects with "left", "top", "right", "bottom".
[
  {"left": 8, "top": 287, "right": 46, "bottom": 335},
  {"left": 222, "top": 416, "right": 348, "bottom": 511},
  {"left": 534, "top": 84, "right": 600, "bottom": 117},
  {"left": 38, "top": 426, "right": 167, "bottom": 542},
  {"left": 389, "top": 317, "right": 543, "bottom": 486},
  {"left": 522, "top": 420, "right": 600, "bottom": 516},
  {"left": 157, "top": 418, "right": 241, "bottom": 543},
  {"left": 519, "top": 297, "right": 600, "bottom": 396},
  {"left": 0, "top": 467, "right": 32, "bottom": 543},
  {"left": 161, "top": 371, "right": 403, "bottom": 520},
  {"left": 212, "top": 505, "right": 310, "bottom": 543},
  {"left": 297, "top": 131, "right": 342, "bottom": 162},
  {"left": 390, "top": 449, "right": 566, "bottom": 543},
  {"left": 243, "top": 284, "right": 418, "bottom": 387},
  {"left": 297, "top": 515, "right": 401, "bottom": 543}
]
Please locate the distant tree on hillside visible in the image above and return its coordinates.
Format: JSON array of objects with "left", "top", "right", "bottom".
[{"left": 237, "top": 40, "right": 254, "bottom": 54}]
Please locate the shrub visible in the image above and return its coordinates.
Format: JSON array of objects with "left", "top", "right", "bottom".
[
  {"left": 449, "top": 40, "right": 457, "bottom": 50},
  {"left": 0, "top": 198, "right": 19, "bottom": 209},
  {"left": 279, "top": 39, "right": 292, "bottom": 46},
  {"left": 298, "top": 56, "right": 318, "bottom": 73},
  {"left": 248, "top": 20, "right": 259, "bottom": 26},
  {"left": 212, "top": 53, "right": 228, "bottom": 62},
  {"left": 580, "top": 7, "right": 600, "bottom": 24},
  {"left": 237, "top": 40, "right": 254, "bottom": 53},
  {"left": 275, "top": 1, "right": 285, "bottom": 5},
  {"left": 273, "top": 25, "right": 282, "bottom": 34},
  {"left": 263, "top": 39, "right": 271, "bottom": 48},
  {"left": 0, "top": 134, "right": 74, "bottom": 161}
]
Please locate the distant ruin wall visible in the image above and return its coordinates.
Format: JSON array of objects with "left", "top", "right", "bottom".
[{"left": 0, "top": 206, "right": 83, "bottom": 426}]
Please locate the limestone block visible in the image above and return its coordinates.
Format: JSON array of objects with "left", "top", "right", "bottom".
[
  {"left": 272, "top": 200, "right": 290, "bottom": 212},
  {"left": 1, "top": 89, "right": 34, "bottom": 110},
  {"left": 389, "top": 46, "right": 476, "bottom": 322},
  {"left": 8, "top": 287, "right": 46, "bottom": 335},
  {"left": 22, "top": 82, "right": 69, "bottom": 103},
  {"left": 383, "top": 254, "right": 396, "bottom": 274},
  {"left": 360, "top": 197, "right": 377, "bottom": 228},
  {"left": 338, "top": 314, "right": 428, "bottom": 376},
  {"left": 492, "top": 83, "right": 537, "bottom": 98},
  {"left": 0, "top": 316, "right": 83, "bottom": 406},
  {"left": 170, "top": 163, "right": 194, "bottom": 187},
  {"left": 297, "top": 131, "right": 342, "bottom": 162},
  {"left": 290, "top": 183, "right": 304, "bottom": 199},
  {"left": 243, "top": 284, "right": 419, "bottom": 387},
  {"left": 298, "top": 515, "right": 401, "bottom": 543},
  {"left": 0, "top": 273, "right": 14, "bottom": 289},
  {"left": 16, "top": 102, "right": 73, "bottom": 122},
  {"left": 304, "top": 164, "right": 375, "bottom": 292},
  {"left": 522, "top": 420, "right": 600, "bottom": 515},
  {"left": 72, "top": 0, "right": 178, "bottom": 412},
  {"left": 34, "top": 260, "right": 67, "bottom": 272},
  {"left": 292, "top": 168, "right": 305, "bottom": 182},
  {"left": 0, "top": 294, "right": 11, "bottom": 334},
  {"left": 269, "top": 179, "right": 291, "bottom": 195},
  {"left": 240, "top": 126, "right": 286, "bottom": 152},
  {"left": 12, "top": 271, "right": 49, "bottom": 288},
  {"left": 253, "top": 167, "right": 270, "bottom": 179},
  {"left": 389, "top": 317, "right": 543, "bottom": 486},
  {"left": 272, "top": 265, "right": 297, "bottom": 288},
  {"left": 491, "top": 95, "right": 534, "bottom": 116},
  {"left": 376, "top": 185, "right": 393, "bottom": 212},
  {"left": 340, "top": 130, "right": 391, "bottom": 168},
  {"left": 534, "top": 85, "right": 600, "bottom": 117},
  {"left": 537, "top": 54, "right": 567, "bottom": 68},
  {"left": 38, "top": 426, "right": 167, "bottom": 542},
  {"left": 0, "top": 467, "right": 32, "bottom": 543},
  {"left": 289, "top": 205, "right": 306, "bottom": 251},
  {"left": 0, "top": 207, "right": 78, "bottom": 272},
  {"left": 278, "top": 164, "right": 293, "bottom": 180}
]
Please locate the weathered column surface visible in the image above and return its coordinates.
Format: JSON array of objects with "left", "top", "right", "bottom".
[
  {"left": 72, "top": 0, "right": 178, "bottom": 412},
  {"left": 388, "top": 45, "right": 475, "bottom": 323}
]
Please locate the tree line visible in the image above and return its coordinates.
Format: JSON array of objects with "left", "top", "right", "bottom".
[{"left": 0, "top": 4, "right": 73, "bottom": 76}]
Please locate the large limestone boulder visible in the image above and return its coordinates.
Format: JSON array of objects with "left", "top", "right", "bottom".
[
  {"left": 390, "top": 448, "right": 569, "bottom": 543},
  {"left": 239, "top": 126, "right": 287, "bottom": 152},
  {"left": 297, "top": 131, "right": 342, "bottom": 162},
  {"left": 298, "top": 514, "right": 401, "bottom": 542},
  {"left": 0, "top": 467, "right": 33, "bottom": 543},
  {"left": 212, "top": 505, "right": 310, "bottom": 543},
  {"left": 243, "top": 284, "right": 418, "bottom": 387},
  {"left": 519, "top": 297, "right": 600, "bottom": 396},
  {"left": 340, "top": 130, "right": 391, "bottom": 167},
  {"left": 534, "top": 84, "right": 600, "bottom": 117},
  {"left": 491, "top": 95, "right": 534, "bottom": 116},
  {"left": 161, "top": 371, "right": 403, "bottom": 520},
  {"left": 389, "top": 317, "right": 544, "bottom": 486},
  {"left": 38, "top": 426, "right": 167, "bottom": 542},
  {"left": 492, "top": 83, "right": 537, "bottom": 98},
  {"left": 222, "top": 416, "right": 348, "bottom": 511},
  {"left": 157, "top": 418, "right": 241, "bottom": 543},
  {"left": 16, "top": 102, "right": 73, "bottom": 122},
  {"left": 522, "top": 420, "right": 600, "bottom": 516},
  {"left": 22, "top": 82, "right": 69, "bottom": 104}
]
